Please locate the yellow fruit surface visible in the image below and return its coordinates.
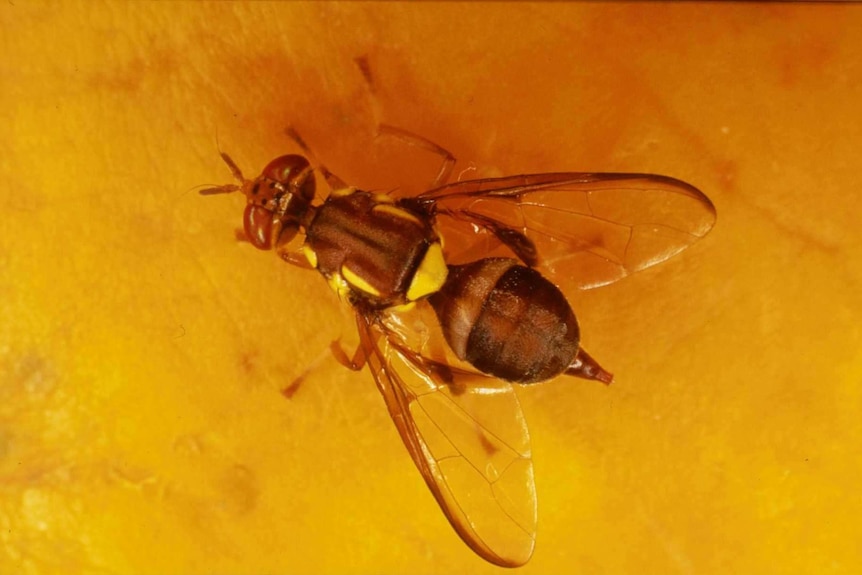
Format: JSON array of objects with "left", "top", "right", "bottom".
[{"left": 2, "top": 3, "right": 861, "bottom": 574}]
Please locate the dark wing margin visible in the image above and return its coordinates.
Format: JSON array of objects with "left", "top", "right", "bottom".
[
  {"left": 419, "top": 173, "right": 716, "bottom": 290},
  {"left": 355, "top": 310, "right": 537, "bottom": 567}
]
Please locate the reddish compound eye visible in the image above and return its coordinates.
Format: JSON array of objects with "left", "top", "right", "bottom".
[
  {"left": 238, "top": 155, "right": 314, "bottom": 251},
  {"left": 243, "top": 204, "right": 273, "bottom": 250},
  {"left": 261, "top": 155, "right": 315, "bottom": 203},
  {"left": 243, "top": 203, "right": 300, "bottom": 251}
]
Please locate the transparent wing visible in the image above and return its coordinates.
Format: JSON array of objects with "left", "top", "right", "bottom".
[
  {"left": 355, "top": 306, "right": 537, "bottom": 567},
  {"left": 418, "top": 172, "right": 716, "bottom": 290}
]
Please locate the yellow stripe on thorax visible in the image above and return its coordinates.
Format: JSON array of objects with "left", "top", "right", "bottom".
[
  {"left": 371, "top": 203, "right": 422, "bottom": 226},
  {"left": 340, "top": 264, "right": 381, "bottom": 297}
]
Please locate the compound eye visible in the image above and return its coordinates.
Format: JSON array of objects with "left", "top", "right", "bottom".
[
  {"left": 243, "top": 203, "right": 273, "bottom": 250},
  {"left": 261, "top": 155, "right": 315, "bottom": 202}
]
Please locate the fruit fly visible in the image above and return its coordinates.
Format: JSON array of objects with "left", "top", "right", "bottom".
[{"left": 200, "top": 126, "right": 716, "bottom": 566}]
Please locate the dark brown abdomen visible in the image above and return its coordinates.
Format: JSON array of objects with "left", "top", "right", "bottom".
[{"left": 429, "top": 258, "right": 580, "bottom": 383}]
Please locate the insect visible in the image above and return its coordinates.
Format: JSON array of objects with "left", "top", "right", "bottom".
[{"left": 200, "top": 126, "right": 716, "bottom": 566}]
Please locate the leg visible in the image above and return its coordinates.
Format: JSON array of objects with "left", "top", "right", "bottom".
[
  {"left": 288, "top": 58, "right": 457, "bottom": 193},
  {"left": 281, "top": 345, "right": 334, "bottom": 399},
  {"left": 329, "top": 338, "right": 367, "bottom": 371},
  {"left": 354, "top": 55, "right": 375, "bottom": 94},
  {"left": 376, "top": 124, "right": 456, "bottom": 189},
  {"left": 231, "top": 228, "right": 314, "bottom": 270},
  {"left": 278, "top": 249, "right": 314, "bottom": 269},
  {"left": 352, "top": 56, "right": 457, "bottom": 189},
  {"left": 285, "top": 126, "right": 349, "bottom": 190}
]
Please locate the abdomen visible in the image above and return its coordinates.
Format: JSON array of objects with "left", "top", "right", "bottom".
[{"left": 429, "top": 258, "right": 580, "bottom": 383}]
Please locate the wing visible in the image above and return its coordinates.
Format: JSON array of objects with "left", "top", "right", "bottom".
[
  {"left": 418, "top": 172, "right": 716, "bottom": 290},
  {"left": 355, "top": 307, "right": 537, "bottom": 567}
]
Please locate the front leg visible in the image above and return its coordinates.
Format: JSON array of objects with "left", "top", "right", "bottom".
[
  {"left": 278, "top": 249, "right": 314, "bottom": 269},
  {"left": 285, "top": 126, "right": 349, "bottom": 191},
  {"left": 376, "top": 123, "right": 456, "bottom": 189}
]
